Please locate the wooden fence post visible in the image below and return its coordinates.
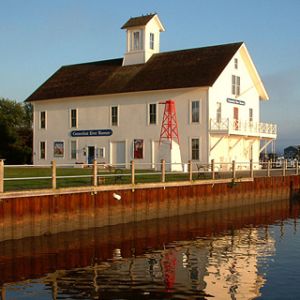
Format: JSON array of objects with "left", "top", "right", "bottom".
[
  {"left": 283, "top": 159, "right": 287, "bottom": 176},
  {"left": 1, "top": 286, "right": 6, "bottom": 300},
  {"left": 296, "top": 160, "right": 299, "bottom": 176},
  {"left": 93, "top": 159, "right": 98, "bottom": 187},
  {"left": 267, "top": 160, "right": 271, "bottom": 177},
  {"left": 0, "top": 159, "right": 4, "bottom": 193},
  {"left": 188, "top": 160, "right": 193, "bottom": 181},
  {"left": 211, "top": 159, "right": 215, "bottom": 180},
  {"left": 131, "top": 160, "right": 135, "bottom": 185},
  {"left": 232, "top": 160, "right": 236, "bottom": 180},
  {"left": 161, "top": 159, "right": 166, "bottom": 183},
  {"left": 250, "top": 159, "right": 254, "bottom": 178},
  {"left": 51, "top": 160, "right": 56, "bottom": 189}
]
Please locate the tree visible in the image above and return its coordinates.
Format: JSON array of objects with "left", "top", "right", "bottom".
[{"left": 0, "top": 98, "right": 33, "bottom": 164}]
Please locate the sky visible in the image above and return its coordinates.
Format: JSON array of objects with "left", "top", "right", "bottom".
[{"left": 0, "top": 0, "right": 299, "bottom": 152}]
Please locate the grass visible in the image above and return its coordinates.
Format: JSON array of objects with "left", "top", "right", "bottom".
[
  {"left": 3, "top": 166, "right": 214, "bottom": 192},
  {"left": 4, "top": 167, "right": 93, "bottom": 191},
  {"left": 4, "top": 166, "right": 163, "bottom": 192}
]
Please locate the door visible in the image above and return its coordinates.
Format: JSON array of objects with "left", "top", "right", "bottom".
[
  {"left": 233, "top": 107, "right": 239, "bottom": 130},
  {"left": 87, "top": 146, "right": 95, "bottom": 164},
  {"left": 111, "top": 141, "right": 126, "bottom": 168},
  {"left": 151, "top": 140, "right": 161, "bottom": 170}
]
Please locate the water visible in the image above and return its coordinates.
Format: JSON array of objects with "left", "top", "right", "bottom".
[{"left": 1, "top": 198, "right": 300, "bottom": 299}]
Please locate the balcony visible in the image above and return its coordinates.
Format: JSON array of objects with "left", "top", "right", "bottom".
[{"left": 209, "top": 119, "right": 277, "bottom": 139}]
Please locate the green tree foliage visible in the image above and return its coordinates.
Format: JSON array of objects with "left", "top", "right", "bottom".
[{"left": 0, "top": 98, "right": 33, "bottom": 164}]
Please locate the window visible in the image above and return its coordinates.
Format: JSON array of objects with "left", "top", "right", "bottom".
[
  {"left": 216, "top": 102, "right": 222, "bottom": 123},
  {"left": 150, "top": 33, "right": 154, "bottom": 50},
  {"left": 191, "top": 138, "right": 200, "bottom": 160},
  {"left": 149, "top": 103, "right": 157, "bottom": 124},
  {"left": 97, "top": 147, "right": 105, "bottom": 159},
  {"left": 191, "top": 101, "right": 200, "bottom": 123},
  {"left": 70, "top": 109, "right": 77, "bottom": 128},
  {"left": 249, "top": 108, "right": 253, "bottom": 123},
  {"left": 232, "top": 75, "right": 240, "bottom": 96},
  {"left": 40, "top": 111, "right": 46, "bottom": 129},
  {"left": 70, "top": 140, "right": 77, "bottom": 159},
  {"left": 111, "top": 106, "right": 118, "bottom": 126},
  {"left": 40, "top": 141, "right": 46, "bottom": 159},
  {"left": 234, "top": 58, "right": 238, "bottom": 69},
  {"left": 133, "top": 31, "right": 140, "bottom": 50}
]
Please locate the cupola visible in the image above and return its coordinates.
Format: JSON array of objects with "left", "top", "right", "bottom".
[{"left": 121, "top": 13, "right": 165, "bottom": 66}]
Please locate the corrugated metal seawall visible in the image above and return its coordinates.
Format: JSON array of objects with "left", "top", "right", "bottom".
[
  {"left": 1, "top": 198, "right": 298, "bottom": 286},
  {"left": 0, "top": 176, "right": 299, "bottom": 241}
]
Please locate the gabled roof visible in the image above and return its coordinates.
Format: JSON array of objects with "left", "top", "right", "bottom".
[
  {"left": 121, "top": 14, "right": 156, "bottom": 29},
  {"left": 26, "top": 42, "right": 244, "bottom": 102},
  {"left": 239, "top": 44, "right": 269, "bottom": 100}
]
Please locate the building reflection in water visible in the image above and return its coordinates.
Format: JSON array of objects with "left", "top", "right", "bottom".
[{"left": 0, "top": 198, "right": 299, "bottom": 300}]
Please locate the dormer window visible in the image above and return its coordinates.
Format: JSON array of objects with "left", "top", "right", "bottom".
[{"left": 150, "top": 33, "right": 154, "bottom": 50}]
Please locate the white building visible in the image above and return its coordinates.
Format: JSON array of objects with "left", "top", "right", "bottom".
[{"left": 26, "top": 14, "right": 277, "bottom": 169}]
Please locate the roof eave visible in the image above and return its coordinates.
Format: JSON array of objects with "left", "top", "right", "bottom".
[
  {"left": 239, "top": 43, "right": 269, "bottom": 101},
  {"left": 121, "top": 14, "right": 165, "bottom": 32},
  {"left": 153, "top": 14, "right": 165, "bottom": 32},
  {"left": 25, "top": 85, "right": 210, "bottom": 102}
]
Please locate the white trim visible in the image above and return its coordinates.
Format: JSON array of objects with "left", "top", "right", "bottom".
[
  {"left": 125, "top": 139, "right": 129, "bottom": 168},
  {"left": 29, "top": 86, "right": 205, "bottom": 103},
  {"left": 32, "top": 103, "right": 36, "bottom": 163},
  {"left": 151, "top": 140, "right": 155, "bottom": 168},
  {"left": 206, "top": 89, "right": 210, "bottom": 163},
  {"left": 109, "top": 141, "right": 112, "bottom": 165},
  {"left": 239, "top": 44, "right": 269, "bottom": 100}
]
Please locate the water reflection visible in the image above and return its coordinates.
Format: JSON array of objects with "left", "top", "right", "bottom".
[{"left": 1, "top": 198, "right": 300, "bottom": 299}]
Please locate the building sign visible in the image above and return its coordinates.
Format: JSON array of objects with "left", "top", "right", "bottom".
[
  {"left": 226, "top": 98, "right": 245, "bottom": 106},
  {"left": 70, "top": 129, "right": 113, "bottom": 137}
]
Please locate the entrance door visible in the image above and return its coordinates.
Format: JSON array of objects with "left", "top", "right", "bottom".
[
  {"left": 233, "top": 107, "right": 239, "bottom": 130},
  {"left": 111, "top": 141, "right": 126, "bottom": 168},
  {"left": 151, "top": 140, "right": 161, "bottom": 170},
  {"left": 87, "top": 146, "right": 95, "bottom": 164}
]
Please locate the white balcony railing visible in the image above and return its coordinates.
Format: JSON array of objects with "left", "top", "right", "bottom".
[{"left": 209, "top": 118, "right": 277, "bottom": 138}]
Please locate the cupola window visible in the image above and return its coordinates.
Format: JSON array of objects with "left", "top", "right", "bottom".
[
  {"left": 150, "top": 33, "right": 154, "bottom": 50},
  {"left": 133, "top": 31, "right": 141, "bottom": 50}
]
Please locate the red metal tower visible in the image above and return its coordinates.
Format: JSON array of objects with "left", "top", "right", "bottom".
[{"left": 159, "top": 100, "right": 180, "bottom": 148}]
